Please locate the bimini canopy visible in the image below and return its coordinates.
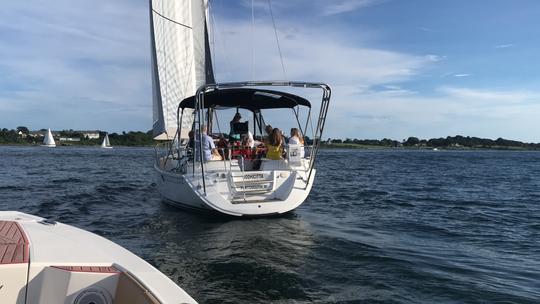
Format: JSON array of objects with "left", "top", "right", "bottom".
[{"left": 179, "top": 88, "right": 311, "bottom": 112}]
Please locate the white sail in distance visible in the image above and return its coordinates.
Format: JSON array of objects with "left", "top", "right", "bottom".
[
  {"left": 101, "top": 133, "right": 112, "bottom": 148},
  {"left": 42, "top": 128, "right": 56, "bottom": 147},
  {"left": 149, "top": 0, "right": 215, "bottom": 140}
]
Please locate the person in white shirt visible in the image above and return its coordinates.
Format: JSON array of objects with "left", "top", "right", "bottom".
[
  {"left": 288, "top": 128, "right": 305, "bottom": 158},
  {"left": 243, "top": 131, "right": 255, "bottom": 148}
]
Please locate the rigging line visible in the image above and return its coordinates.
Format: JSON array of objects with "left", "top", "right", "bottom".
[
  {"left": 251, "top": 0, "right": 255, "bottom": 80},
  {"left": 267, "top": 0, "right": 286, "bottom": 80},
  {"left": 214, "top": 108, "right": 222, "bottom": 134},
  {"left": 152, "top": 9, "right": 192, "bottom": 29}
]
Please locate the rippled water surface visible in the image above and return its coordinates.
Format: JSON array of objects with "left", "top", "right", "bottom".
[{"left": 1, "top": 146, "right": 539, "bottom": 303}]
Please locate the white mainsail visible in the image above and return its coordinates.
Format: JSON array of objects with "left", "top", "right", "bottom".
[
  {"left": 149, "top": 0, "right": 214, "bottom": 140},
  {"left": 101, "top": 133, "right": 112, "bottom": 148},
  {"left": 42, "top": 128, "right": 56, "bottom": 147}
]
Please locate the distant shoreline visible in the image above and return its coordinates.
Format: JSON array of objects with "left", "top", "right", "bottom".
[
  {"left": 0, "top": 143, "right": 154, "bottom": 148},
  {"left": 319, "top": 143, "right": 540, "bottom": 151},
  {"left": 2, "top": 143, "right": 540, "bottom": 151},
  {"left": 2, "top": 128, "right": 540, "bottom": 150}
]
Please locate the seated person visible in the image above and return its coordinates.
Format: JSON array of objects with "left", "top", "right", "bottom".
[
  {"left": 201, "top": 125, "right": 222, "bottom": 161},
  {"left": 288, "top": 128, "right": 305, "bottom": 158},
  {"left": 266, "top": 128, "right": 284, "bottom": 160},
  {"left": 216, "top": 134, "right": 229, "bottom": 160},
  {"left": 263, "top": 124, "right": 273, "bottom": 144},
  {"left": 216, "top": 134, "right": 229, "bottom": 148},
  {"left": 187, "top": 130, "right": 195, "bottom": 150}
]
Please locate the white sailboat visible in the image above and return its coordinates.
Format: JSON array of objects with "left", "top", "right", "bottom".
[
  {"left": 42, "top": 128, "right": 56, "bottom": 147},
  {"left": 101, "top": 133, "right": 113, "bottom": 149},
  {"left": 0, "top": 211, "right": 197, "bottom": 303},
  {"left": 150, "top": 1, "right": 331, "bottom": 216}
]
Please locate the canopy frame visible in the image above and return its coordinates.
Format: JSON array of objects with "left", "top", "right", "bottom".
[{"left": 175, "top": 81, "right": 331, "bottom": 196}]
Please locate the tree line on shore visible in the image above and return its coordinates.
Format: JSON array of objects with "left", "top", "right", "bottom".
[
  {"left": 1, "top": 126, "right": 539, "bottom": 149},
  {"left": 324, "top": 135, "right": 540, "bottom": 149},
  {"left": 0, "top": 127, "right": 154, "bottom": 146}
]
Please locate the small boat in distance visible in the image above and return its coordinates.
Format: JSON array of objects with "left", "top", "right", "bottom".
[
  {"left": 0, "top": 211, "right": 197, "bottom": 303},
  {"left": 42, "top": 128, "right": 56, "bottom": 147},
  {"left": 101, "top": 133, "right": 113, "bottom": 149}
]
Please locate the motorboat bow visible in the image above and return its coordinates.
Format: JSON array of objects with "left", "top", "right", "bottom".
[{"left": 0, "top": 211, "right": 196, "bottom": 304}]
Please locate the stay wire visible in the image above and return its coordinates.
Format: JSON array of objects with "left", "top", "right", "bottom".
[
  {"left": 251, "top": 0, "right": 255, "bottom": 80},
  {"left": 267, "top": 0, "right": 287, "bottom": 80}
]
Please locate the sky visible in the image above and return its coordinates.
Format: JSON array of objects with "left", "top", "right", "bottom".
[{"left": 1, "top": 0, "right": 540, "bottom": 141}]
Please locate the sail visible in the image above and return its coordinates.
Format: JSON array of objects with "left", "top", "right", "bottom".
[
  {"left": 101, "top": 134, "right": 112, "bottom": 148},
  {"left": 150, "top": 0, "right": 214, "bottom": 140},
  {"left": 43, "top": 128, "right": 56, "bottom": 147},
  {"left": 101, "top": 134, "right": 111, "bottom": 148}
]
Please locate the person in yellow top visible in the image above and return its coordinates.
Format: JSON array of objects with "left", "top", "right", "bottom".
[{"left": 266, "top": 128, "right": 283, "bottom": 160}]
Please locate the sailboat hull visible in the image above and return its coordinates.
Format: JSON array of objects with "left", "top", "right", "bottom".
[
  {"left": 156, "top": 170, "right": 210, "bottom": 211},
  {"left": 154, "top": 164, "right": 214, "bottom": 212},
  {"left": 154, "top": 160, "right": 315, "bottom": 217}
]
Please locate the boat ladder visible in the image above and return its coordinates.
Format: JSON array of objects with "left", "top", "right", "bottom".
[{"left": 228, "top": 171, "right": 276, "bottom": 202}]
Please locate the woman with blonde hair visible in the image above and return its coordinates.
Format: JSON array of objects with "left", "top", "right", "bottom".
[
  {"left": 289, "top": 128, "right": 304, "bottom": 145},
  {"left": 288, "top": 128, "right": 305, "bottom": 158},
  {"left": 266, "top": 128, "right": 283, "bottom": 160}
]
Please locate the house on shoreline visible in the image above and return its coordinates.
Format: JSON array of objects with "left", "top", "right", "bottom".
[{"left": 28, "top": 130, "right": 101, "bottom": 142}]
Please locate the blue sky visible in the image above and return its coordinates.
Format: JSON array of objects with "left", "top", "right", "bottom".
[{"left": 1, "top": 0, "right": 540, "bottom": 141}]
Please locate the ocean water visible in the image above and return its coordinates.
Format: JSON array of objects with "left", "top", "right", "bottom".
[{"left": 0, "top": 146, "right": 539, "bottom": 303}]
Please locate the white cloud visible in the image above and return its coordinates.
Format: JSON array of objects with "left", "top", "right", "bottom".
[
  {"left": 320, "top": 0, "right": 383, "bottom": 15},
  {"left": 208, "top": 16, "right": 443, "bottom": 139},
  {"left": 426, "top": 54, "right": 445, "bottom": 62},
  {"left": 2, "top": 1, "right": 539, "bottom": 142},
  {"left": 212, "top": 19, "right": 434, "bottom": 92},
  {"left": 0, "top": 0, "right": 151, "bottom": 131},
  {"left": 326, "top": 86, "right": 540, "bottom": 141},
  {"left": 495, "top": 44, "right": 515, "bottom": 49},
  {"left": 438, "top": 87, "right": 538, "bottom": 103}
]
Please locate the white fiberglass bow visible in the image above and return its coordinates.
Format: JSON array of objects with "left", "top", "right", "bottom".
[{"left": 0, "top": 211, "right": 197, "bottom": 304}]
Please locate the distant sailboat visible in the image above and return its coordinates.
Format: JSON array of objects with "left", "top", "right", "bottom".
[
  {"left": 101, "top": 133, "right": 113, "bottom": 149},
  {"left": 42, "top": 128, "right": 56, "bottom": 147}
]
